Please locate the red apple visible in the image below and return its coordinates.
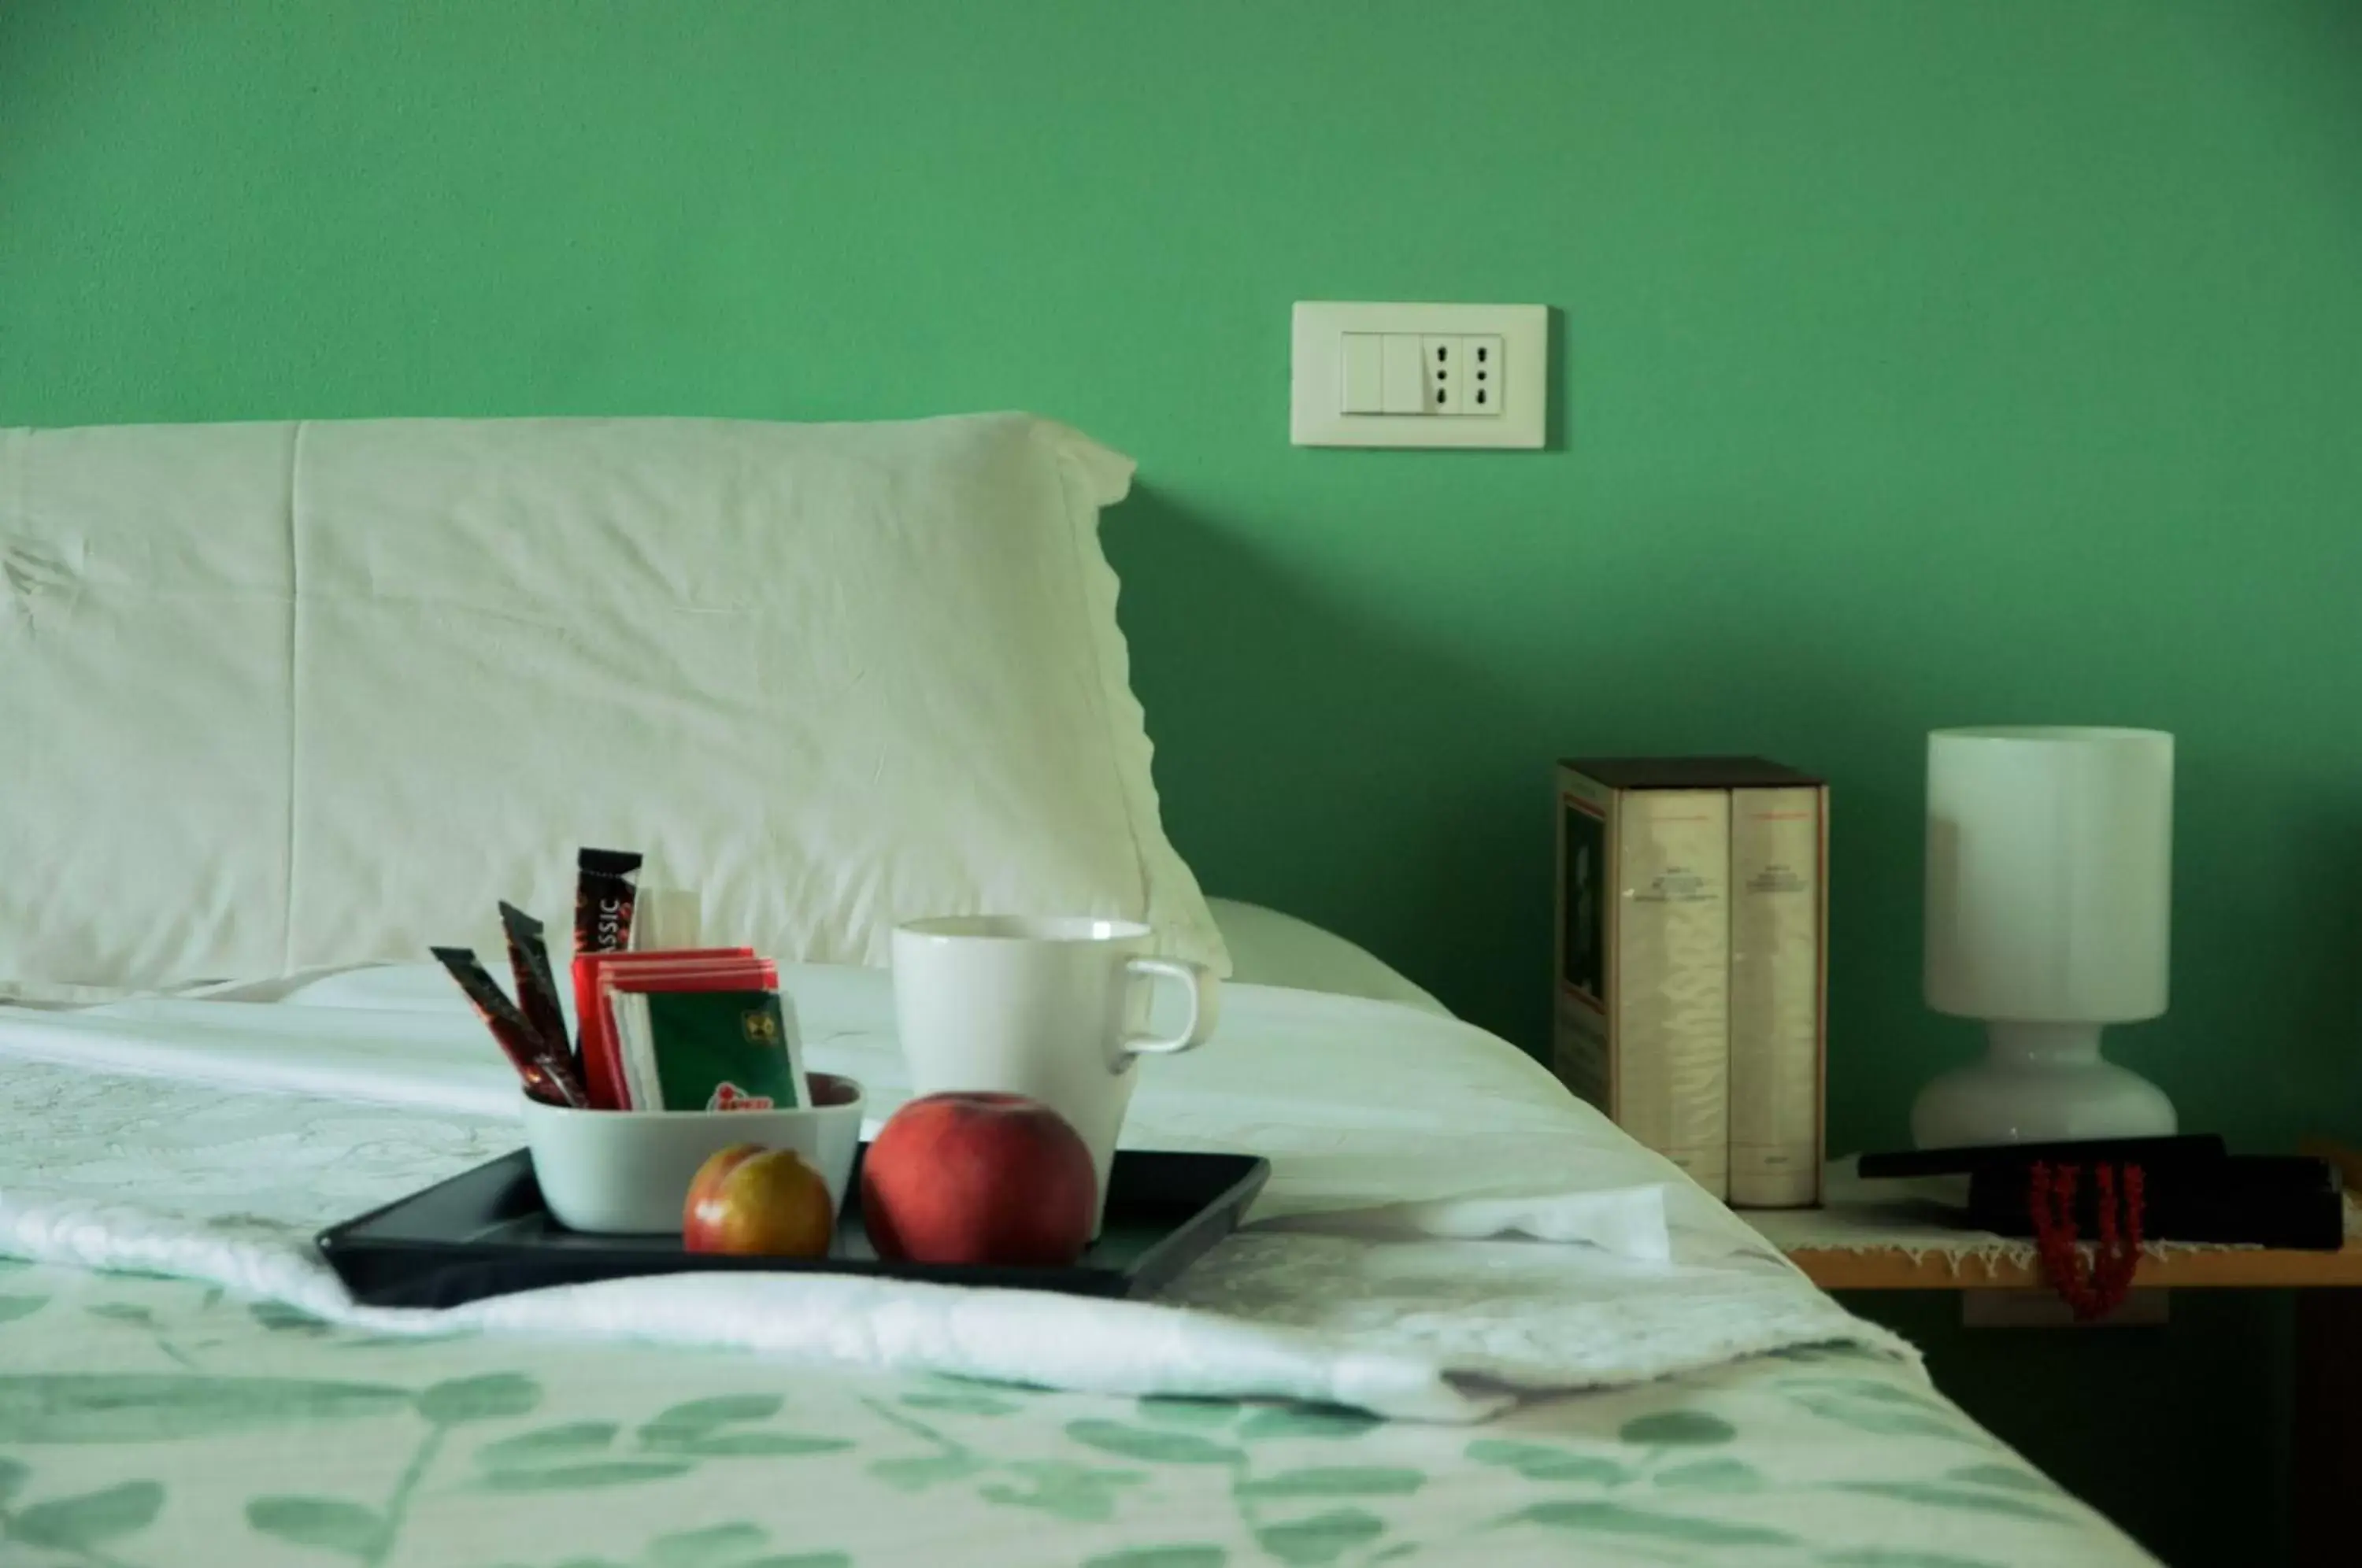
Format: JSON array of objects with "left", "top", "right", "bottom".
[
  {"left": 683, "top": 1142, "right": 835, "bottom": 1257},
  {"left": 861, "top": 1093, "right": 1097, "bottom": 1267}
]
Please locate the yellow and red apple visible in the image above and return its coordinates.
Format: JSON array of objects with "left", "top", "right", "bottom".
[
  {"left": 860, "top": 1093, "right": 1096, "bottom": 1267},
  {"left": 681, "top": 1142, "right": 835, "bottom": 1257}
]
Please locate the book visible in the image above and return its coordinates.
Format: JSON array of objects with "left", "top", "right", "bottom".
[
  {"left": 1556, "top": 760, "right": 1735, "bottom": 1199},
  {"left": 1727, "top": 775, "right": 1828, "bottom": 1208},
  {"left": 610, "top": 987, "right": 809, "bottom": 1112}
]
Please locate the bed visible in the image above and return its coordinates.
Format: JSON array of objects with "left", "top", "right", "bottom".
[
  {"left": 0, "top": 919, "right": 2149, "bottom": 1567},
  {"left": 0, "top": 416, "right": 2153, "bottom": 1566}
]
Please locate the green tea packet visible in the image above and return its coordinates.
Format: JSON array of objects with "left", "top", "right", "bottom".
[{"left": 613, "top": 989, "right": 809, "bottom": 1111}]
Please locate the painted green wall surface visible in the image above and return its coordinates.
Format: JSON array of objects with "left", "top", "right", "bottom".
[{"left": 2, "top": 6, "right": 2356, "bottom": 1559}]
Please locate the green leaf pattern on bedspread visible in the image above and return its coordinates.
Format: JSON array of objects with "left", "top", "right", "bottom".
[{"left": 0, "top": 1263, "right": 2124, "bottom": 1567}]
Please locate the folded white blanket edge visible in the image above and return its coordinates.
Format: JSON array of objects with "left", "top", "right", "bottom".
[
  {"left": 0, "top": 977, "right": 1922, "bottom": 1422},
  {"left": 0, "top": 1185, "right": 1911, "bottom": 1424}
]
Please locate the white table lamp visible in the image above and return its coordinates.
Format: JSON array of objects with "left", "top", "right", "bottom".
[{"left": 1913, "top": 726, "right": 2176, "bottom": 1148}]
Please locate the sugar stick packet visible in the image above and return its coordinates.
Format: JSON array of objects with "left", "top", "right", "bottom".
[
  {"left": 571, "top": 947, "right": 755, "bottom": 1109},
  {"left": 570, "top": 847, "right": 644, "bottom": 1103},
  {"left": 498, "top": 900, "right": 573, "bottom": 1070},
  {"left": 631, "top": 886, "right": 703, "bottom": 952},
  {"left": 431, "top": 946, "right": 588, "bottom": 1108},
  {"left": 573, "top": 848, "right": 642, "bottom": 956}
]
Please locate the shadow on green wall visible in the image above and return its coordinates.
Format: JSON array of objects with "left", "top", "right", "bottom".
[
  {"left": 1109, "top": 479, "right": 2362, "bottom": 1159},
  {"left": 1109, "top": 483, "right": 1549, "bottom": 1048}
]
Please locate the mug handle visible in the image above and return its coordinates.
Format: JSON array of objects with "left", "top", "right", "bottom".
[{"left": 1120, "top": 957, "right": 1220, "bottom": 1058}]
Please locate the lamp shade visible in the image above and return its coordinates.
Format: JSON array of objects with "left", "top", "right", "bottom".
[{"left": 1923, "top": 727, "right": 2172, "bottom": 1024}]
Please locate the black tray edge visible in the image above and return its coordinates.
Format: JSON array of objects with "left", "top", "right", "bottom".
[{"left": 315, "top": 1145, "right": 1272, "bottom": 1308}]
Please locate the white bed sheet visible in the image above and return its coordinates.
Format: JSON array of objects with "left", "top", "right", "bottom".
[
  {"left": 0, "top": 960, "right": 2154, "bottom": 1562},
  {"left": 0, "top": 963, "right": 1902, "bottom": 1415}
]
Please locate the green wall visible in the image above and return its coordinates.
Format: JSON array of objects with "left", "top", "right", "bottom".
[
  {"left": 4, "top": 6, "right": 2356, "bottom": 1558},
  {"left": 9, "top": 1, "right": 2358, "bottom": 1159}
]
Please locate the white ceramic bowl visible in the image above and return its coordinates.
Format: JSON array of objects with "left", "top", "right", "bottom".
[{"left": 519, "top": 1073, "right": 865, "bottom": 1234}]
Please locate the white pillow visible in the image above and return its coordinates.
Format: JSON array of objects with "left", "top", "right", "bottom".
[
  {"left": 0, "top": 414, "right": 1227, "bottom": 986},
  {"left": 1205, "top": 899, "right": 1448, "bottom": 1016}
]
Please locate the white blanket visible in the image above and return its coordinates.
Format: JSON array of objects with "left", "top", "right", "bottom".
[{"left": 0, "top": 967, "right": 1911, "bottom": 1421}]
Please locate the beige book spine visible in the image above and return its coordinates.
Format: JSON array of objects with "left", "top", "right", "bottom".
[
  {"left": 1612, "top": 788, "right": 1731, "bottom": 1199},
  {"left": 1727, "top": 785, "right": 1826, "bottom": 1207}
]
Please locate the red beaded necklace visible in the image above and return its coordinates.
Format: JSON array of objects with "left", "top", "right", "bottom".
[{"left": 2027, "top": 1160, "right": 2146, "bottom": 1321}]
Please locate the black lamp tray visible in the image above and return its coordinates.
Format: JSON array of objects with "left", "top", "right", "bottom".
[
  {"left": 1857, "top": 1135, "right": 2345, "bottom": 1250},
  {"left": 317, "top": 1144, "right": 1270, "bottom": 1309}
]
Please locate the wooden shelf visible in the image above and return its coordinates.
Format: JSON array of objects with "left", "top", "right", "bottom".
[
  {"left": 1779, "top": 1236, "right": 2362, "bottom": 1292},
  {"left": 1754, "top": 1139, "right": 2362, "bottom": 1293}
]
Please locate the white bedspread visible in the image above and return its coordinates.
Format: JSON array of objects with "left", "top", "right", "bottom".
[{"left": 0, "top": 967, "right": 1908, "bottom": 1421}]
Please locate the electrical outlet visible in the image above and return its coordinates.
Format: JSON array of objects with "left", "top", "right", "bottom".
[
  {"left": 1290, "top": 304, "right": 1546, "bottom": 447},
  {"left": 1464, "top": 335, "right": 1503, "bottom": 416},
  {"left": 1420, "top": 335, "right": 1503, "bottom": 416},
  {"left": 1423, "top": 336, "right": 1461, "bottom": 415}
]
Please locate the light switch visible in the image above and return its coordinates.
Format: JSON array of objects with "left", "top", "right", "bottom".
[
  {"left": 1290, "top": 302, "right": 1548, "bottom": 449},
  {"left": 1379, "top": 334, "right": 1426, "bottom": 415},
  {"left": 1340, "top": 333, "right": 1383, "bottom": 414}
]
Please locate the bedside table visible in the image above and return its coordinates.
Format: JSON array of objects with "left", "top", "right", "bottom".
[
  {"left": 1745, "top": 1144, "right": 2362, "bottom": 1293},
  {"left": 1744, "top": 1140, "right": 2362, "bottom": 1568}
]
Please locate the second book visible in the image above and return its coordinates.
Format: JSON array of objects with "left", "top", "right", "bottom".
[{"left": 1553, "top": 757, "right": 1828, "bottom": 1207}]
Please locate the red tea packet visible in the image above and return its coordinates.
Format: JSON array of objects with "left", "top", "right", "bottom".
[{"left": 571, "top": 948, "right": 759, "bottom": 1110}]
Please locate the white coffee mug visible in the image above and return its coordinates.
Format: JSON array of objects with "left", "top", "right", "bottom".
[{"left": 890, "top": 915, "right": 1220, "bottom": 1232}]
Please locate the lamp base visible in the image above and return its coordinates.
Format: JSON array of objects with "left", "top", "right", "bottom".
[{"left": 1911, "top": 1022, "right": 2176, "bottom": 1149}]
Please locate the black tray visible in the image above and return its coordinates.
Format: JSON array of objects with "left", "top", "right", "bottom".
[
  {"left": 1859, "top": 1134, "right": 2227, "bottom": 1181},
  {"left": 317, "top": 1145, "right": 1271, "bottom": 1308}
]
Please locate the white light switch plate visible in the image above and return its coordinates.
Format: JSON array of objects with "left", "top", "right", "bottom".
[{"left": 1291, "top": 301, "right": 1547, "bottom": 449}]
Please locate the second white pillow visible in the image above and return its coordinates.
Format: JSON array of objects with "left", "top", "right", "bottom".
[{"left": 0, "top": 412, "right": 1228, "bottom": 986}]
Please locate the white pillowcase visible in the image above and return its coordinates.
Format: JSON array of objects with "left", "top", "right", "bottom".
[{"left": 0, "top": 414, "right": 1226, "bottom": 986}]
